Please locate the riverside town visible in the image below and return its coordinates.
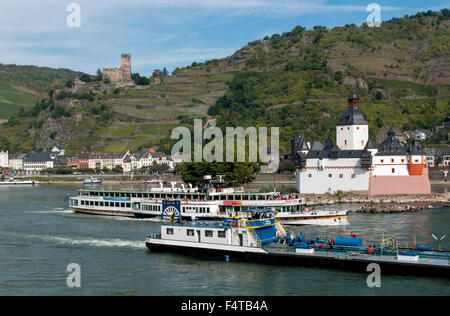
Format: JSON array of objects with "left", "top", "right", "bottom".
[{"left": 0, "top": 1, "right": 448, "bottom": 302}]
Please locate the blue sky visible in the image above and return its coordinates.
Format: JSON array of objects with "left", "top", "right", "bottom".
[{"left": 0, "top": 0, "right": 448, "bottom": 76}]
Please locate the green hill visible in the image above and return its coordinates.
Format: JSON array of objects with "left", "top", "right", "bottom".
[
  {"left": 1, "top": 9, "right": 449, "bottom": 155},
  {"left": 0, "top": 64, "right": 83, "bottom": 119}
]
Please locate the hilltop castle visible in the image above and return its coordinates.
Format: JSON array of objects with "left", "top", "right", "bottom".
[
  {"left": 293, "top": 92, "right": 431, "bottom": 195},
  {"left": 103, "top": 54, "right": 134, "bottom": 87}
]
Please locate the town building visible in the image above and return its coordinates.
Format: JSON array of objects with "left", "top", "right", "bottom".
[
  {"left": 376, "top": 125, "right": 407, "bottom": 144},
  {"left": 51, "top": 146, "right": 66, "bottom": 156},
  {"left": 293, "top": 92, "right": 431, "bottom": 195},
  {"left": 0, "top": 151, "right": 8, "bottom": 168},
  {"left": 23, "top": 152, "right": 56, "bottom": 172},
  {"left": 444, "top": 116, "right": 450, "bottom": 129},
  {"left": 8, "top": 154, "right": 26, "bottom": 170},
  {"left": 441, "top": 148, "right": 450, "bottom": 167},
  {"left": 424, "top": 148, "right": 436, "bottom": 168}
]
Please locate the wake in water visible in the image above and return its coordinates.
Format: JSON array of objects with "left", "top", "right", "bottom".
[
  {"left": 0, "top": 231, "right": 146, "bottom": 250},
  {"left": 29, "top": 210, "right": 74, "bottom": 214}
]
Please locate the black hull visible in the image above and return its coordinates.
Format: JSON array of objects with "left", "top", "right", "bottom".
[{"left": 146, "top": 242, "right": 450, "bottom": 278}]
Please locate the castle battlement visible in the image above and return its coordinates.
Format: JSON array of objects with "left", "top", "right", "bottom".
[{"left": 103, "top": 54, "right": 134, "bottom": 87}]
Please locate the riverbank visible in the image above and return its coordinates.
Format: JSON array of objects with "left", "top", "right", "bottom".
[{"left": 290, "top": 192, "right": 449, "bottom": 213}]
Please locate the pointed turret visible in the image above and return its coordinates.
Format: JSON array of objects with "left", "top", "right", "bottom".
[{"left": 348, "top": 87, "right": 359, "bottom": 108}]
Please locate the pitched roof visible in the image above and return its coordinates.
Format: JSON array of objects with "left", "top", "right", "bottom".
[
  {"left": 291, "top": 134, "right": 309, "bottom": 152},
  {"left": 24, "top": 152, "right": 55, "bottom": 162},
  {"left": 364, "top": 138, "right": 376, "bottom": 149}
]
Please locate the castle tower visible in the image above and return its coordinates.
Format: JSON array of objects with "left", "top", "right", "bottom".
[
  {"left": 121, "top": 54, "right": 132, "bottom": 79},
  {"left": 336, "top": 90, "right": 369, "bottom": 150}
]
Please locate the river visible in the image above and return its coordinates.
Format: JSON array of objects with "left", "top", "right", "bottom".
[{"left": 0, "top": 185, "right": 448, "bottom": 296}]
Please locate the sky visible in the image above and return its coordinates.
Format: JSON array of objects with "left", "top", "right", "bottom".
[{"left": 0, "top": 0, "right": 448, "bottom": 76}]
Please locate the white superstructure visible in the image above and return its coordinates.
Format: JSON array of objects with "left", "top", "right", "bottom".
[{"left": 69, "top": 177, "right": 348, "bottom": 225}]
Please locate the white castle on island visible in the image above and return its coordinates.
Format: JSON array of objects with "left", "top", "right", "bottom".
[{"left": 293, "top": 92, "right": 431, "bottom": 195}]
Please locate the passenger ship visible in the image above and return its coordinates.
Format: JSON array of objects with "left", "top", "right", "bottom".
[{"left": 68, "top": 176, "right": 348, "bottom": 226}]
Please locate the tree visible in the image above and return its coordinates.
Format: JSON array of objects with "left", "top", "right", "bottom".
[
  {"left": 175, "top": 162, "right": 259, "bottom": 187},
  {"left": 79, "top": 74, "right": 92, "bottom": 82},
  {"left": 96, "top": 69, "right": 103, "bottom": 81},
  {"left": 334, "top": 71, "right": 344, "bottom": 84}
]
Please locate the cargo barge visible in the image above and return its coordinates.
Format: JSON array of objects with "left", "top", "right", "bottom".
[{"left": 146, "top": 209, "right": 450, "bottom": 278}]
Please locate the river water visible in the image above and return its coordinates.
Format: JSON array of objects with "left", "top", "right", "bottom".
[{"left": 0, "top": 185, "right": 448, "bottom": 296}]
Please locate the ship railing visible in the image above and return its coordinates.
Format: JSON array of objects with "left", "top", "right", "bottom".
[
  {"left": 274, "top": 218, "right": 291, "bottom": 238},
  {"left": 246, "top": 225, "right": 262, "bottom": 248},
  {"left": 238, "top": 219, "right": 262, "bottom": 247}
]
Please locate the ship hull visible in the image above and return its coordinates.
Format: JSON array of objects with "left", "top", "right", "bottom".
[
  {"left": 146, "top": 240, "right": 450, "bottom": 278},
  {"left": 73, "top": 208, "right": 135, "bottom": 217}
]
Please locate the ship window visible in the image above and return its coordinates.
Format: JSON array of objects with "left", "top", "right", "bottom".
[
  {"left": 166, "top": 228, "right": 174, "bottom": 235},
  {"left": 391, "top": 158, "right": 394, "bottom": 163},
  {"left": 187, "top": 229, "right": 194, "bottom": 236},
  {"left": 308, "top": 174, "right": 312, "bottom": 178},
  {"left": 392, "top": 168, "right": 395, "bottom": 174},
  {"left": 328, "top": 174, "right": 332, "bottom": 178},
  {"left": 121, "top": 203, "right": 125, "bottom": 208},
  {"left": 205, "top": 230, "right": 213, "bottom": 237},
  {"left": 381, "top": 159, "right": 384, "bottom": 163},
  {"left": 81, "top": 200, "right": 84, "bottom": 206},
  {"left": 351, "top": 174, "right": 356, "bottom": 178},
  {"left": 339, "top": 174, "right": 343, "bottom": 178},
  {"left": 401, "top": 159, "right": 405, "bottom": 163},
  {"left": 218, "top": 231, "right": 226, "bottom": 238}
]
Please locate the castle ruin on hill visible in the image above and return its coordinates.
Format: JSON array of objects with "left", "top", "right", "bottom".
[{"left": 103, "top": 54, "right": 135, "bottom": 87}]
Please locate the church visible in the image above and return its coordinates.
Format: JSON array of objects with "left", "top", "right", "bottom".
[{"left": 292, "top": 92, "right": 431, "bottom": 195}]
